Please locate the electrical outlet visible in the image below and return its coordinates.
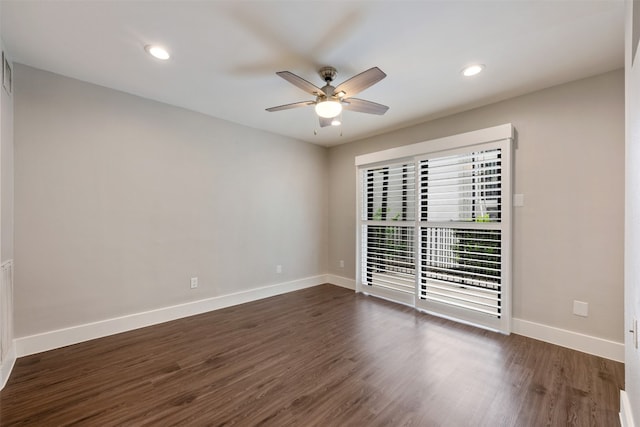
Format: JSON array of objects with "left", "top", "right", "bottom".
[
  {"left": 276, "top": 265, "right": 282, "bottom": 274},
  {"left": 339, "top": 260, "right": 344, "bottom": 268},
  {"left": 190, "top": 277, "right": 198, "bottom": 289},
  {"left": 573, "top": 300, "right": 588, "bottom": 317}
]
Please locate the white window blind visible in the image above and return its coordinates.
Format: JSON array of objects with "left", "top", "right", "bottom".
[
  {"left": 361, "top": 163, "right": 416, "bottom": 299},
  {"left": 420, "top": 227, "right": 501, "bottom": 316},
  {"left": 356, "top": 124, "right": 512, "bottom": 333},
  {"left": 419, "top": 149, "right": 504, "bottom": 319},
  {"left": 361, "top": 225, "right": 415, "bottom": 294},
  {"left": 364, "top": 163, "right": 416, "bottom": 222},
  {"left": 421, "top": 149, "right": 502, "bottom": 223}
]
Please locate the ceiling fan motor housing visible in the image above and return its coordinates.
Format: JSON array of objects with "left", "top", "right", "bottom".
[
  {"left": 319, "top": 66, "right": 337, "bottom": 83},
  {"left": 317, "top": 67, "right": 338, "bottom": 102}
]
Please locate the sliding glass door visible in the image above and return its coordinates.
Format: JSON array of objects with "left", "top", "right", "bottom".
[{"left": 356, "top": 125, "right": 512, "bottom": 333}]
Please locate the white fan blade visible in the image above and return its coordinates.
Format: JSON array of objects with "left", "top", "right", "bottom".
[
  {"left": 276, "top": 71, "right": 326, "bottom": 96},
  {"left": 266, "top": 100, "right": 315, "bottom": 112},
  {"left": 342, "top": 98, "right": 389, "bottom": 115},
  {"left": 334, "top": 67, "right": 386, "bottom": 98}
]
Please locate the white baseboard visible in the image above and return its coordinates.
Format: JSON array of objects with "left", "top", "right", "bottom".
[
  {"left": 324, "top": 279, "right": 623, "bottom": 362},
  {"left": 15, "top": 275, "right": 328, "bottom": 357},
  {"left": 620, "top": 390, "right": 636, "bottom": 427},
  {"left": 0, "top": 343, "right": 16, "bottom": 389},
  {"left": 11, "top": 276, "right": 625, "bottom": 365},
  {"left": 326, "top": 280, "right": 622, "bottom": 362},
  {"left": 326, "top": 274, "right": 355, "bottom": 290},
  {"left": 512, "top": 318, "right": 624, "bottom": 362}
]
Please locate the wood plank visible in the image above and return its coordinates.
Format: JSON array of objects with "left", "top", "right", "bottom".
[{"left": 0, "top": 284, "right": 624, "bottom": 426}]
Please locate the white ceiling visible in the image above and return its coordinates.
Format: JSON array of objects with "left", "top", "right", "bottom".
[{"left": 0, "top": 0, "right": 625, "bottom": 147}]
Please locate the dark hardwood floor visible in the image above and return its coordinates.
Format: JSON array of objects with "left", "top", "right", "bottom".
[{"left": 0, "top": 284, "right": 624, "bottom": 426}]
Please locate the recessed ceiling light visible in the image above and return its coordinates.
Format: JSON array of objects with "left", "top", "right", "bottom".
[
  {"left": 462, "top": 64, "right": 485, "bottom": 77},
  {"left": 145, "top": 45, "right": 170, "bottom": 60}
]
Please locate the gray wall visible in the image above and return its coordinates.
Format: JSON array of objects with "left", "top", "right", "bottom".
[
  {"left": 14, "top": 65, "right": 328, "bottom": 337},
  {"left": 328, "top": 69, "right": 624, "bottom": 342},
  {"left": 625, "top": 0, "right": 640, "bottom": 421},
  {"left": 13, "top": 63, "right": 625, "bottom": 349},
  {"left": 1, "top": 52, "right": 13, "bottom": 263}
]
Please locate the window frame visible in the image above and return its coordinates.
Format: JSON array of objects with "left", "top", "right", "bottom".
[{"left": 355, "top": 124, "right": 513, "bottom": 334}]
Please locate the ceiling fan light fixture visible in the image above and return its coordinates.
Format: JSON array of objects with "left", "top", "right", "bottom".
[
  {"left": 315, "top": 100, "right": 342, "bottom": 118},
  {"left": 462, "top": 64, "right": 484, "bottom": 77},
  {"left": 145, "top": 45, "right": 170, "bottom": 60}
]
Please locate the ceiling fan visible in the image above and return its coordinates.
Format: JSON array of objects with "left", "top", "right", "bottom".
[{"left": 266, "top": 66, "right": 389, "bottom": 128}]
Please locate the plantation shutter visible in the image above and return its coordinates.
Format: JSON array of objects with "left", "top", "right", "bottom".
[
  {"left": 356, "top": 124, "right": 512, "bottom": 333},
  {"left": 360, "top": 162, "right": 416, "bottom": 305},
  {"left": 417, "top": 147, "right": 507, "bottom": 328}
]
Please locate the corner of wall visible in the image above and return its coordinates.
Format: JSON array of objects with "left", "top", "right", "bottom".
[
  {"left": 0, "top": 343, "right": 16, "bottom": 390},
  {"left": 326, "top": 274, "right": 356, "bottom": 290},
  {"left": 0, "top": 30, "right": 16, "bottom": 391},
  {"left": 620, "top": 390, "right": 636, "bottom": 427}
]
